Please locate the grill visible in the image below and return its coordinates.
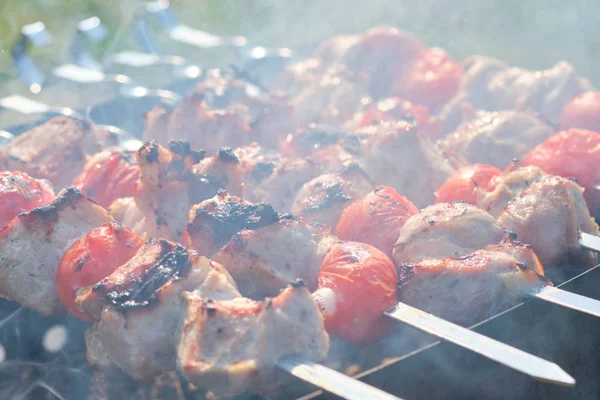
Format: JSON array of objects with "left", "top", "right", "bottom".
[{"left": 1, "top": 1, "right": 600, "bottom": 399}]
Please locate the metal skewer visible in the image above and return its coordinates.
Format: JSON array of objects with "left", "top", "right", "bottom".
[
  {"left": 277, "top": 356, "right": 402, "bottom": 400},
  {"left": 384, "top": 303, "right": 576, "bottom": 386}
]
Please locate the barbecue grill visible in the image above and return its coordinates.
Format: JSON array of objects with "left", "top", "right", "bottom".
[{"left": 1, "top": 1, "right": 600, "bottom": 399}]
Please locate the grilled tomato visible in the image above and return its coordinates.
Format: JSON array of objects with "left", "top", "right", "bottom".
[
  {"left": 523, "top": 128, "right": 600, "bottom": 216},
  {"left": 335, "top": 186, "right": 418, "bottom": 258},
  {"left": 435, "top": 164, "right": 503, "bottom": 204},
  {"left": 394, "top": 48, "right": 463, "bottom": 108},
  {"left": 0, "top": 170, "right": 54, "bottom": 228},
  {"left": 559, "top": 91, "right": 600, "bottom": 132},
  {"left": 73, "top": 149, "right": 139, "bottom": 207},
  {"left": 57, "top": 222, "right": 143, "bottom": 320},
  {"left": 314, "top": 240, "right": 397, "bottom": 346}
]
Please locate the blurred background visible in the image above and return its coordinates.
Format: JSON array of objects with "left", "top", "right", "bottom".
[{"left": 1, "top": 0, "right": 599, "bottom": 87}]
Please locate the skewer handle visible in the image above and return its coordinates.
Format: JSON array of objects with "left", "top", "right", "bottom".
[
  {"left": 277, "top": 356, "right": 402, "bottom": 400},
  {"left": 385, "top": 303, "right": 575, "bottom": 387}
]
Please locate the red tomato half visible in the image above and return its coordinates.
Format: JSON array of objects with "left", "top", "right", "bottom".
[
  {"left": 435, "top": 164, "right": 503, "bottom": 204},
  {"left": 336, "top": 186, "right": 418, "bottom": 258},
  {"left": 57, "top": 222, "right": 143, "bottom": 320},
  {"left": 73, "top": 149, "right": 139, "bottom": 207},
  {"left": 0, "top": 171, "right": 55, "bottom": 228},
  {"left": 523, "top": 129, "right": 600, "bottom": 216},
  {"left": 393, "top": 48, "right": 463, "bottom": 108},
  {"left": 357, "top": 97, "right": 444, "bottom": 140},
  {"left": 559, "top": 91, "right": 600, "bottom": 133},
  {"left": 315, "top": 241, "right": 397, "bottom": 346}
]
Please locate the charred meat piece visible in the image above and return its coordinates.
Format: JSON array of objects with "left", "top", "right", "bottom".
[
  {"left": 0, "top": 170, "right": 55, "bottom": 228},
  {"left": 291, "top": 165, "right": 374, "bottom": 228},
  {"left": 357, "top": 120, "right": 458, "bottom": 207},
  {"left": 5, "top": 117, "right": 105, "bottom": 189},
  {"left": 477, "top": 164, "right": 546, "bottom": 217},
  {"left": 73, "top": 148, "right": 139, "bottom": 207},
  {"left": 440, "top": 110, "right": 555, "bottom": 169},
  {"left": 184, "top": 192, "right": 281, "bottom": 257},
  {"left": 190, "top": 147, "right": 246, "bottom": 199},
  {"left": 178, "top": 282, "right": 329, "bottom": 397},
  {"left": 76, "top": 239, "right": 239, "bottom": 379},
  {"left": 397, "top": 245, "right": 550, "bottom": 326},
  {"left": 244, "top": 157, "right": 324, "bottom": 213},
  {"left": 215, "top": 217, "right": 330, "bottom": 299},
  {"left": 0, "top": 187, "right": 114, "bottom": 315},
  {"left": 393, "top": 202, "right": 505, "bottom": 264},
  {"left": 498, "top": 175, "right": 600, "bottom": 268},
  {"left": 281, "top": 124, "right": 348, "bottom": 159},
  {"left": 144, "top": 95, "right": 251, "bottom": 155}
]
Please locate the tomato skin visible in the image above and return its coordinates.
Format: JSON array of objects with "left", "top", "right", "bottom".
[
  {"left": 0, "top": 171, "right": 55, "bottom": 228},
  {"left": 435, "top": 164, "right": 503, "bottom": 204},
  {"left": 523, "top": 129, "right": 600, "bottom": 216},
  {"left": 357, "top": 97, "right": 443, "bottom": 140},
  {"left": 316, "top": 241, "right": 398, "bottom": 346},
  {"left": 56, "top": 222, "right": 143, "bottom": 320},
  {"left": 559, "top": 92, "right": 600, "bottom": 132},
  {"left": 335, "top": 186, "right": 418, "bottom": 258},
  {"left": 393, "top": 48, "right": 463, "bottom": 108},
  {"left": 73, "top": 149, "right": 139, "bottom": 208}
]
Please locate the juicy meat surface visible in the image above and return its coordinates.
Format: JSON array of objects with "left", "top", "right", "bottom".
[
  {"left": 214, "top": 218, "right": 330, "bottom": 299},
  {"left": 185, "top": 192, "right": 281, "bottom": 257},
  {"left": 5, "top": 117, "right": 105, "bottom": 189},
  {"left": 178, "top": 282, "right": 329, "bottom": 397},
  {"left": 397, "top": 245, "right": 550, "bottom": 326},
  {"left": 440, "top": 110, "right": 555, "bottom": 168},
  {"left": 393, "top": 202, "right": 505, "bottom": 264},
  {"left": 76, "top": 239, "right": 238, "bottom": 379},
  {"left": 356, "top": 121, "right": 457, "bottom": 207},
  {"left": 291, "top": 165, "right": 375, "bottom": 228},
  {"left": 477, "top": 164, "right": 546, "bottom": 217},
  {"left": 0, "top": 187, "right": 113, "bottom": 315},
  {"left": 498, "top": 175, "right": 600, "bottom": 268}
]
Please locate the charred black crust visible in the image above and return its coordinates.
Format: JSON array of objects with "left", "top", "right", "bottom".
[
  {"left": 194, "top": 199, "right": 281, "bottom": 247},
  {"left": 28, "top": 187, "right": 84, "bottom": 221},
  {"left": 187, "top": 173, "right": 229, "bottom": 204},
  {"left": 305, "top": 182, "right": 353, "bottom": 212},
  {"left": 505, "top": 230, "right": 519, "bottom": 240},
  {"left": 101, "top": 241, "right": 191, "bottom": 312},
  {"left": 217, "top": 147, "right": 239, "bottom": 163},
  {"left": 515, "top": 262, "right": 528, "bottom": 270},
  {"left": 342, "top": 135, "right": 361, "bottom": 155},
  {"left": 342, "top": 162, "right": 371, "bottom": 182},
  {"left": 294, "top": 125, "right": 344, "bottom": 153},
  {"left": 250, "top": 161, "right": 275, "bottom": 181},
  {"left": 169, "top": 140, "right": 192, "bottom": 156},
  {"left": 289, "top": 279, "right": 306, "bottom": 289},
  {"left": 75, "top": 254, "right": 88, "bottom": 272},
  {"left": 142, "top": 141, "right": 160, "bottom": 163}
]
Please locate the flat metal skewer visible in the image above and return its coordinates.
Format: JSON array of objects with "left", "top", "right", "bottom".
[
  {"left": 384, "top": 302, "right": 575, "bottom": 387},
  {"left": 526, "top": 232, "right": 600, "bottom": 318},
  {"left": 277, "top": 356, "right": 402, "bottom": 400}
]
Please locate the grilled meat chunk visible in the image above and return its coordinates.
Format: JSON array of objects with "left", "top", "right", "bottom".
[
  {"left": 498, "top": 175, "right": 600, "bottom": 267},
  {"left": 178, "top": 282, "right": 329, "bottom": 397},
  {"left": 477, "top": 164, "right": 546, "bottom": 217},
  {"left": 0, "top": 170, "right": 55, "bottom": 228},
  {"left": 397, "top": 245, "right": 550, "bottom": 326},
  {"left": 357, "top": 121, "right": 457, "bottom": 207},
  {"left": 215, "top": 217, "right": 330, "bottom": 299},
  {"left": 0, "top": 187, "right": 113, "bottom": 315},
  {"left": 440, "top": 110, "right": 554, "bottom": 169},
  {"left": 291, "top": 165, "right": 374, "bottom": 228},
  {"left": 5, "top": 117, "right": 105, "bottom": 189},
  {"left": 393, "top": 202, "right": 505, "bottom": 264},
  {"left": 453, "top": 56, "right": 593, "bottom": 125},
  {"left": 185, "top": 192, "right": 281, "bottom": 257},
  {"left": 244, "top": 158, "right": 324, "bottom": 213},
  {"left": 73, "top": 148, "right": 139, "bottom": 207},
  {"left": 76, "top": 239, "right": 238, "bottom": 379}
]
